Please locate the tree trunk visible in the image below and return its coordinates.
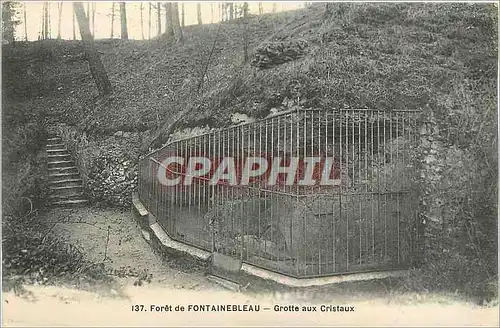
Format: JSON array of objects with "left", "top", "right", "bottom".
[
  {"left": 272, "top": 3, "right": 277, "bottom": 13},
  {"left": 43, "top": 2, "right": 49, "bottom": 39},
  {"left": 110, "top": 2, "right": 115, "bottom": 38},
  {"left": 171, "top": 2, "right": 183, "bottom": 43},
  {"left": 229, "top": 3, "right": 234, "bottom": 20},
  {"left": 91, "top": 2, "right": 96, "bottom": 36},
  {"left": 325, "top": 3, "right": 332, "bottom": 17},
  {"left": 120, "top": 2, "right": 128, "bottom": 40},
  {"left": 197, "top": 3, "right": 202, "bottom": 25},
  {"left": 48, "top": 2, "right": 52, "bottom": 38},
  {"left": 72, "top": 7, "right": 76, "bottom": 40},
  {"left": 156, "top": 2, "right": 161, "bottom": 36},
  {"left": 57, "top": 2, "right": 63, "bottom": 39},
  {"left": 148, "top": 2, "right": 152, "bottom": 39},
  {"left": 140, "top": 2, "right": 144, "bottom": 39},
  {"left": 165, "top": 2, "right": 173, "bottom": 37},
  {"left": 24, "top": 3, "right": 28, "bottom": 41},
  {"left": 243, "top": 2, "right": 249, "bottom": 63},
  {"left": 2, "top": 2, "right": 14, "bottom": 43},
  {"left": 259, "top": 2, "right": 263, "bottom": 15},
  {"left": 181, "top": 3, "right": 185, "bottom": 27},
  {"left": 73, "top": 2, "right": 112, "bottom": 96},
  {"left": 210, "top": 3, "right": 214, "bottom": 23}
]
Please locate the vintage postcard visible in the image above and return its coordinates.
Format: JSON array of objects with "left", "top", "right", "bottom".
[{"left": 2, "top": 1, "right": 498, "bottom": 326}]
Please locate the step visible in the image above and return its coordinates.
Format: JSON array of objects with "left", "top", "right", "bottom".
[
  {"left": 47, "top": 151, "right": 71, "bottom": 160},
  {"left": 48, "top": 172, "right": 81, "bottom": 182},
  {"left": 47, "top": 143, "right": 66, "bottom": 149},
  {"left": 49, "top": 193, "right": 85, "bottom": 201},
  {"left": 48, "top": 179, "right": 83, "bottom": 187},
  {"left": 50, "top": 185, "right": 83, "bottom": 197},
  {"left": 48, "top": 160, "right": 74, "bottom": 169},
  {"left": 49, "top": 184, "right": 83, "bottom": 191},
  {"left": 50, "top": 199, "right": 89, "bottom": 207},
  {"left": 47, "top": 149, "right": 69, "bottom": 155},
  {"left": 48, "top": 153, "right": 71, "bottom": 160},
  {"left": 47, "top": 137, "right": 62, "bottom": 145},
  {"left": 48, "top": 166, "right": 79, "bottom": 174}
]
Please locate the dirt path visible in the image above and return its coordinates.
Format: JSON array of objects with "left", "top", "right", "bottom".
[
  {"left": 2, "top": 207, "right": 498, "bottom": 327},
  {"left": 32, "top": 207, "right": 217, "bottom": 291}
]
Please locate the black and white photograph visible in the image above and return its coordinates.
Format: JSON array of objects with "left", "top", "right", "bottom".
[{"left": 1, "top": 0, "right": 498, "bottom": 326}]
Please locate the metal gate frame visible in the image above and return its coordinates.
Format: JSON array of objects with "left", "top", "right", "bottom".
[{"left": 138, "top": 108, "right": 422, "bottom": 278}]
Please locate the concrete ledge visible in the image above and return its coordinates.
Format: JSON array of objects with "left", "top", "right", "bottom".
[
  {"left": 140, "top": 229, "right": 151, "bottom": 242},
  {"left": 132, "top": 192, "right": 148, "bottom": 217},
  {"left": 131, "top": 194, "right": 211, "bottom": 264},
  {"left": 149, "top": 222, "right": 211, "bottom": 262},
  {"left": 131, "top": 192, "right": 150, "bottom": 232},
  {"left": 207, "top": 275, "right": 241, "bottom": 292},
  {"left": 241, "top": 263, "right": 410, "bottom": 287}
]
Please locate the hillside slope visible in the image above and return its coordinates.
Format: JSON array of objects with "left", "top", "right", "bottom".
[{"left": 4, "top": 3, "right": 497, "bottom": 144}]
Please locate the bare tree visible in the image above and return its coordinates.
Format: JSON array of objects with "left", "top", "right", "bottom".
[
  {"left": 73, "top": 2, "right": 112, "bottom": 95},
  {"left": 72, "top": 6, "right": 76, "bottom": 39},
  {"left": 156, "top": 2, "right": 161, "bottom": 36},
  {"left": 110, "top": 2, "right": 115, "bottom": 38},
  {"left": 325, "top": 3, "right": 333, "bottom": 17},
  {"left": 42, "top": 1, "right": 50, "bottom": 39},
  {"left": 91, "top": 2, "right": 96, "bottom": 36},
  {"left": 2, "top": 1, "right": 17, "bottom": 43},
  {"left": 23, "top": 2, "right": 28, "bottom": 41},
  {"left": 242, "top": 2, "right": 249, "bottom": 63},
  {"left": 120, "top": 2, "right": 128, "bottom": 40},
  {"left": 258, "top": 2, "right": 263, "bottom": 14},
  {"left": 144, "top": 25, "right": 222, "bottom": 153},
  {"left": 197, "top": 3, "right": 202, "bottom": 25},
  {"left": 165, "top": 2, "right": 173, "bottom": 37},
  {"left": 171, "top": 2, "right": 183, "bottom": 43},
  {"left": 140, "top": 2, "right": 144, "bottom": 39},
  {"left": 181, "top": 2, "right": 185, "bottom": 27},
  {"left": 148, "top": 2, "right": 152, "bottom": 39},
  {"left": 57, "top": 1, "right": 63, "bottom": 39},
  {"left": 210, "top": 3, "right": 214, "bottom": 23}
]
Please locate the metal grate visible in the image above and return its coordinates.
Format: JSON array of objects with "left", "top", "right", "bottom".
[{"left": 138, "top": 108, "right": 421, "bottom": 278}]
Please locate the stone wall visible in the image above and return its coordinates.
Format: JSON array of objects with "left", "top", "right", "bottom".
[
  {"left": 417, "top": 109, "right": 489, "bottom": 264},
  {"left": 56, "top": 124, "right": 142, "bottom": 207}
]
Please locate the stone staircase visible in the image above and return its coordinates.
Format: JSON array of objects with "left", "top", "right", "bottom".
[{"left": 47, "top": 135, "right": 88, "bottom": 207}]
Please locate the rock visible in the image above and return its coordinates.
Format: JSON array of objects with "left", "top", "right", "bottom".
[
  {"left": 231, "top": 113, "right": 255, "bottom": 124},
  {"left": 114, "top": 131, "right": 123, "bottom": 137},
  {"left": 251, "top": 39, "right": 308, "bottom": 69}
]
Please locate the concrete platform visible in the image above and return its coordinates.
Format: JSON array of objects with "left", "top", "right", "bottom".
[{"left": 131, "top": 193, "right": 211, "bottom": 265}]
